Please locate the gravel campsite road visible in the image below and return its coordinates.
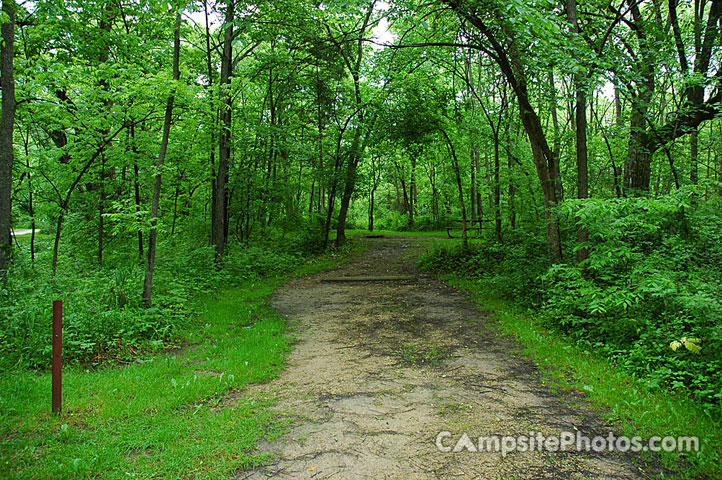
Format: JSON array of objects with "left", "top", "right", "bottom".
[{"left": 241, "top": 237, "right": 660, "bottom": 480}]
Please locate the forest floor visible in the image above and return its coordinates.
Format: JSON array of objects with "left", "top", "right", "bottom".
[{"left": 240, "top": 236, "right": 664, "bottom": 480}]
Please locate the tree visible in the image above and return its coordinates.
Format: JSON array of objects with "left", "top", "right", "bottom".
[
  {"left": 566, "top": 0, "right": 589, "bottom": 264},
  {"left": 143, "top": 10, "right": 181, "bottom": 307},
  {"left": 212, "top": 0, "right": 234, "bottom": 262},
  {"left": 440, "top": 0, "right": 564, "bottom": 262},
  {"left": 0, "top": 0, "right": 15, "bottom": 281}
]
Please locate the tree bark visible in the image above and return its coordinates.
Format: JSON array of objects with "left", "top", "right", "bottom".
[
  {"left": 133, "top": 160, "right": 144, "bottom": 259},
  {"left": 441, "top": 128, "right": 468, "bottom": 248},
  {"left": 333, "top": 0, "right": 377, "bottom": 245},
  {"left": 567, "top": 0, "right": 589, "bottom": 264},
  {"left": 213, "top": 0, "right": 234, "bottom": 262},
  {"left": 368, "top": 189, "right": 375, "bottom": 231},
  {"left": 142, "top": 11, "right": 181, "bottom": 307},
  {"left": 22, "top": 137, "right": 35, "bottom": 261},
  {"left": 441, "top": 0, "right": 562, "bottom": 262},
  {"left": 622, "top": 0, "right": 656, "bottom": 193},
  {"left": 0, "top": 0, "right": 16, "bottom": 281},
  {"left": 98, "top": 154, "right": 106, "bottom": 266},
  {"left": 690, "top": 127, "right": 699, "bottom": 184},
  {"left": 493, "top": 131, "right": 502, "bottom": 242}
]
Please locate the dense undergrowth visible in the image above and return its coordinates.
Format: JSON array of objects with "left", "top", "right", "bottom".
[
  {"left": 0, "top": 224, "right": 328, "bottom": 370},
  {"left": 419, "top": 187, "right": 722, "bottom": 413}
]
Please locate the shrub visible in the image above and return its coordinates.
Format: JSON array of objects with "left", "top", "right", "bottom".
[{"left": 419, "top": 189, "right": 722, "bottom": 410}]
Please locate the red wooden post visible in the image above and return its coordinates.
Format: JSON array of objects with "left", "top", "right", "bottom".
[{"left": 52, "top": 300, "right": 62, "bottom": 414}]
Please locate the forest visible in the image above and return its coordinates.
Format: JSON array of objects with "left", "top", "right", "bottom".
[{"left": 1, "top": 0, "right": 722, "bottom": 478}]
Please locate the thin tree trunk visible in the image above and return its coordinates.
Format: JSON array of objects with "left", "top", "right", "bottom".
[
  {"left": 213, "top": 0, "right": 234, "bottom": 262},
  {"left": 441, "top": 129, "right": 468, "bottom": 248},
  {"left": 474, "top": 145, "right": 482, "bottom": 222},
  {"left": 409, "top": 157, "right": 416, "bottom": 226},
  {"left": 715, "top": 122, "right": 722, "bottom": 197},
  {"left": 613, "top": 84, "right": 624, "bottom": 198},
  {"left": 548, "top": 70, "right": 563, "bottom": 202},
  {"left": 493, "top": 132, "right": 502, "bottom": 242},
  {"left": 369, "top": 188, "right": 375, "bottom": 231},
  {"left": 567, "top": 0, "right": 589, "bottom": 264},
  {"left": 143, "top": 11, "right": 181, "bottom": 307},
  {"left": 133, "top": 160, "right": 144, "bottom": 259},
  {"left": 98, "top": 154, "right": 106, "bottom": 266},
  {"left": 0, "top": 0, "right": 16, "bottom": 281},
  {"left": 23, "top": 131, "right": 34, "bottom": 261},
  {"left": 470, "top": 144, "right": 477, "bottom": 223},
  {"left": 690, "top": 127, "right": 699, "bottom": 184},
  {"left": 505, "top": 119, "right": 517, "bottom": 230},
  {"left": 51, "top": 214, "right": 64, "bottom": 275},
  {"left": 316, "top": 67, "right": 325, "bottom": 213},
  {"left": 508, "top": 152, "right": 516, "bottom": 230},
  {"left": 172, "top": 185, "right": 180, "bottom": 234},
  {"left": 335, "top": 158, "right": 358, "bottom": 245},
  {"left": 332, "top": 0, "right": 376, "bottom": 245},
  {"left": 204, "top": 0, "right": 218, "bottom": 243}
]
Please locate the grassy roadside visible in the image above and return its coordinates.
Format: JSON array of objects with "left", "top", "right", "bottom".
[
  {"left": 447, "top": 275, "right": 721, "bottom": 479},
  {"left": 0, "top": 248, "right": 351, "bottom": 479}
]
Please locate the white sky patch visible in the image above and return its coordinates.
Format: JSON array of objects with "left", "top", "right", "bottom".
[
  {"left": 372, "top": 1, "right": 395, "bottom": 50},
  {"left": 185, "top": 5, "right": 221, "bottom": 28},
  {"left": 598, "top": 80, "right": 616, "bottom": 103},
  {"left": 372, "top": 16, "right": 395, "bottom": 50}
]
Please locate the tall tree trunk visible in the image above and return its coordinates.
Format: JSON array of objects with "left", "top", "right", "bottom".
[
  {"left": 172, "top": 185, "right": 180, "bottom": 234},
  {"left": 507, "top": 153, "right": 516, "bottom": 230},
  {"left": 428, "top": 165, "right": 439, "bottom": 222},
  {"left": 409, "top": 156, "right": 416, "bottom": 226},
  {"left": 52, "top": 215, "right": 64, "bottom": 276},
  {"left": 0, "top": 0, "right": 16, "bottom": 281},
  {"left": 474, "top": 144, "right": 482, "bottom": 222},
  {"left": 505, "top": 121, "right": 517, "bottom": 230},
  {"left": 470, "top": 144, "right": 477, "bottom": 223},
  {"left": 332, "top": 0, "right": 376, "bottom": 245},
  {"left": 98, "top": 154, "right": 106, "bottom": 266},
  {"left": 316, "top": 68, "right": 325, "bottom": 213},
  {"left": 335, "top": 153, "right": 360, "bottom": 246},
  {"left": 369, "top": 188, "right": 375, "bottom": 231},
  {"left": 567, "top": 0, "right": 589, "bottom": 264},
  {"left": 95, "top": 2, "right": 114, "bottom": 264},
  {"left": 719, "top": 121, "right": 722, "bottom": 196},
  {"left": 133, "top": 160, "right": 144, "bottom": 259},
  {"left": 623, "top": 0, "right": 656, "bottom": 194},
  {"left": 441, "top": 129, "right": 468, "bottom": 248},
  {"left": 690, "top": 127, "right": 699, "bottom": 184},
  {"left": 548, "top": 70, "right": 563, "bottom": 202},
  {"left": 613, "top": 84, "right": 624, "bottom": 198},
  {"left": 493, "top": 132, "right": 502, "bottom": 242},
  {"left": 213, "top": 0, "right": 234, "bottom": 262},
  {"left": 23, "top": 143, "right": 35, "bottom": 262},
  {"left": 204, "top": 0, "right": 218, "bottom": 243},
  {"left": 142, "top": 11, "right": 181, "bottom": 307}
]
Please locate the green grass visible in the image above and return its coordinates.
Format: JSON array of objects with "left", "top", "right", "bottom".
[
  {"left": 448, "top": 276, "right": 721, "bottom": 479},
  {"left": 0, "top": 250, "right": 348, "bottom": 479}
]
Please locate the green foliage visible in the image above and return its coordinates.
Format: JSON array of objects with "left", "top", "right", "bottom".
[
  {"left": 452, "top": 279, "right": 721, "bottom": 478},
  {"left": 420, "top": 191, "right": 722, "bottom": 411},
  {"left": 0, "top": 234, "right": 310, "bottom": 370},
  {"left": 418, "top": 230, "right": 548, "bottom": 306},
  {"left": 226, "top": 246, "right": 301, "bottom": 279},
  {"left": 0, "top": 258, "right": 175, "bottom": 369},
  {"left": 0, "top": 271, "right": 302, "bottom": 479},
  {"left": 544, "top": 190, "right": 722, "bottom": 410}
]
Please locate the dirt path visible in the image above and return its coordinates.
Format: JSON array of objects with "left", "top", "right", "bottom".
[{"left": 240, "top": 237, "right": 657, "bottom": 479}]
